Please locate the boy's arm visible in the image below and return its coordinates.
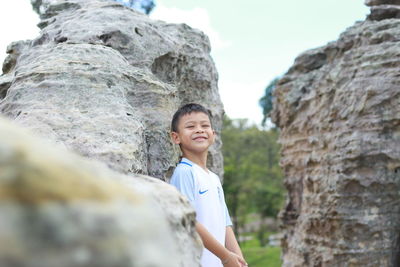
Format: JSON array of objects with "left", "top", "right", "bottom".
[
  {"left": 196, "top": 222, "right": 247, "bottom": 267},
  {"left": 225, "top": 226, "right": 244, "bottom": 258}
]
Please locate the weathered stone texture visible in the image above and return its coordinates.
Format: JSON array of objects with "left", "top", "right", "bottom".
[
  {"left": 368, "top": 5, "right": 400, "bottom": 20},
  {"left": 0, "top": 0, "right": 224, "bottom": 180},
  {"left": 366, "top": 0, "right": 400, "bottom": 6},
  {"left": 272, "top": 3, "right": 400, "bottom": 267},
  {"left": 0, "top": 116, "right": 202, "bottom": 267},
  {"left": 0, "top": 0, "right": 225, "bottom": 265}
]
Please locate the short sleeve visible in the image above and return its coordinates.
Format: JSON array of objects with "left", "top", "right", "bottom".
[
  {"left": 224, "top": 201, "right": 233, "bottom": 226},
  {"left": 170, "top": 166, "right": 196, "bottom": 208}
]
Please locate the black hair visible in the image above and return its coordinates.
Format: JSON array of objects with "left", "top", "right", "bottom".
[{"left": 171, "top": 103, "right": 212, "bottom": 132}]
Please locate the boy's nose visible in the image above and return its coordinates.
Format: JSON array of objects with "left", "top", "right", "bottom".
[{"left": 195, "top": 126, "right": 204, "bottom": 133}]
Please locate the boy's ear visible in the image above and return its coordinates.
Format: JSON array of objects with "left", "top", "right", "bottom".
[{"left": 170, "top": 131, "right": 181, "bottom": 144}]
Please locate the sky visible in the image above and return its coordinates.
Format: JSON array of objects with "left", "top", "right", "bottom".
[{"left": 0, "top": 0, "right": 370, "bottom": 125}]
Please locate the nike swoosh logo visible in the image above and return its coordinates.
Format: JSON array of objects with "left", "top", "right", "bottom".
[{"left": 199, "top": 189, "right": 209, "bottom": 195}]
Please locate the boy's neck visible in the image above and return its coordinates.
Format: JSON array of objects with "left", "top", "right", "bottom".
[{"left": 182, "top": 151, "right": 208, "bottom": 171}]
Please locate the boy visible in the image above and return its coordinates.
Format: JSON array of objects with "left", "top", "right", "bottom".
[{"left": 170, "top": 103, "right": 248, "bottom": 267}]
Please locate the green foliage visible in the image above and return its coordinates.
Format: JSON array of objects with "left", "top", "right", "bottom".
[
  {"left": 259, "top": 77, "right": 279, "bottom": 127},
  {"left": 222, "top": 116, "right": 284, "bottom": 244}
]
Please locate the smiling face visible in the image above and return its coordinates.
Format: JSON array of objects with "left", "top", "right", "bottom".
[{"left": 171, "top": 111, "right": 216, "bottom": 156}]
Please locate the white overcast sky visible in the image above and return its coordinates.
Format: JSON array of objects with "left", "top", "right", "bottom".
[{"left": 0, "top": 0, "right": 370, "bottom": 125}]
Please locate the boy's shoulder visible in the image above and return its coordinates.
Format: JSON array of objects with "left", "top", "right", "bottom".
[
  {"left": 177, "top": 161, "right": 193, "bottom": 168},
  {"left": 172, "top": 158, "right": 194, "bottom": 176},
  {"left": 170, "top": 159, "right": 197, "bottom": 189},
  {"left": 176, "top": 158, "right": 194, "bottom": 168}
]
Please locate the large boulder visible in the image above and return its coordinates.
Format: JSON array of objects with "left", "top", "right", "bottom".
[
  {"left": 0, "top": 0, "right": 224, "bottom": 180},
  {"left": 272, "top": 2, "right": 400, "bottom": 266},
  {"left": 0, "top": 0, "right": 226, "bottom": 265},
  {"left": 0, "top": 116, "right": 202, "bottom": 267}
]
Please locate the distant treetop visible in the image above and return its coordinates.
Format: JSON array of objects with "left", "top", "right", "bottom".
[
  {"left": 259, "top": 77, "right": 279, "bottom": 127},
  {"left": 114, "top": 0, "right": 155, "bottom": 15}
]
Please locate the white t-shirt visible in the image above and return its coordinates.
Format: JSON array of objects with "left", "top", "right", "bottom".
[{"left": 170, "top": 158, "right": 233, "bottom": 267}]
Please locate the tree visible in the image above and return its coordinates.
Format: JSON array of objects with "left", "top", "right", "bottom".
[
  {"left": 221, "top": 116, "right": 284, "bottom": 245},
  {"left": 114, "top": 0, "right": 155, "bottom": 15},
  {"left": 259, "top": 77, "right": 279, "bottom": 127}
]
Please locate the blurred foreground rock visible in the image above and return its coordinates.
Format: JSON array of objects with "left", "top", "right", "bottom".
[
  {"left": 272, "top": 1, "right": 400, "bottom": 266},
  {"left": 0, "top": 116, "right": 202, "bottom": 267}
]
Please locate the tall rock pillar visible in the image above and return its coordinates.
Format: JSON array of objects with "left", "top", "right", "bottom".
[{"left": 272, "top": 1, "right": 400, "bottom": 266}]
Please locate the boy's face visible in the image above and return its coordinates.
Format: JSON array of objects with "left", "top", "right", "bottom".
[{"left": 171, "top": 112, "right": 215, "bottom": 155}]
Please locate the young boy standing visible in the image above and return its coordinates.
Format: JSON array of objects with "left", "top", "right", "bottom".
[{"left": 170, "top": 103, "right": 248, "bottom": 267}]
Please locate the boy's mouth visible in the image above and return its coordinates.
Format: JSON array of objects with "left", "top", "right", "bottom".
[{"left": 193, "top": 136, "right": 207, "bottom": 141}]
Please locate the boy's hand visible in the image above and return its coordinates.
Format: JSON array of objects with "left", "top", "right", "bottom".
[{"left": 222, "top": 251, "right": 248, "bottom": 267}]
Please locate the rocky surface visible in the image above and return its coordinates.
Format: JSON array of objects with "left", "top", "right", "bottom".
[
  {"left": 0, "top": 0, "right": 224, "bottom": 180},
  {"left": 365, "top": 0, "right": 400, "bottom": 6},
  {"left": 0, "top": 0, "right": 226, "bottom": 265},
  {"left": 272, "top": 2, "right": 400, "bottom": 267},
  {"left": 0, "top": 116, "right": 202, "bottom": 267},
  {"left": 366, "top": 0, "right": 400, "bottom": 21}
]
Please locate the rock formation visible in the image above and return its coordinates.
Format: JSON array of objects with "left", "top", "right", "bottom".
[
  {"left": 0, "top": 0, "right": 226, "bottom": 265},
  {"left": 0, "top": 0, "right": 224, "bottom": 180},
  {"left": 0, "top": 116, "right": 202, "bottom": 267},
  {"left": 272, "top": 1, "right": 400, "bottom": 266}
]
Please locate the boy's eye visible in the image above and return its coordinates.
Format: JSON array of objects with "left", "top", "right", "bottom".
[
  {"left": 202, "top": 124, "right": 210, "bottom": 128},
  {"left": 186, "top": 125, "right": 194, "bottom": 129}
]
